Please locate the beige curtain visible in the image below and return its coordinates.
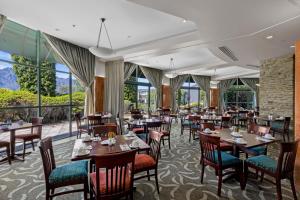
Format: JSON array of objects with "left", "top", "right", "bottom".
[
  {"left": 240, "top": 78, "right": 259, "bottom": 107},
  {"left": 191, "top": 75, "right": 211, "bottom": 107},
  {"left": 0, "top": 14, "right": 6, "bottom": 33},
  {"left": 104, "top": 60, "right": 124, "bottom": 117},
  {"left": 170, "top": 75, "right": 189, "bottom": 112},
  {"left": 124, "top": 62, "right": 138, "bottom": 81},
  {"left": 140, "top": 66, "right": 163, "bottom": 108},
  {"left": 43, "top": 33, "right": 95, "bottom": 116},
  {"left": 218, "top": 79, "right": 236, "bottom": 112}
]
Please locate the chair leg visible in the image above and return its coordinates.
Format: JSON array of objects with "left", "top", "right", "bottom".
[
  {"left": 276, "top": 178, "right": 282, "bottom": 200},
  {"left": 200, "top": 162, "right": 205, "bottom": 184},
  {"left": 217, "top": 170, "right": 222, "bottom": 196},
  {"left": 290, "top": 176, "right": 298, "bottom": 200},
  {"left": 6, "top": 146, "right": 11, "bottom": 165},
  {"left": 147, "top": 170, "right": 150, "bottom": 181},
  {"left": 155, "top": 169, "right": 159, "bottom": 194},
  {"left": 260, "top": 172, "right": 265, "bottom": 183},
  {"left": 286, "top": 131, "right": 290, "bottom": 142},
  {"left": 84, "top": 181, "right": 88, "bottom": 200},
  {"left": 168, "top": 136, "right": 171, "bottom": 149},
  {"left": 31, "top": 140, "right": 35, "bottom": 151},
  {"left": 22, "top": 141, "right": 26, "bottom": 160},
  {"left": 46, "top": 188, "right": 50, "bottom": 200}
]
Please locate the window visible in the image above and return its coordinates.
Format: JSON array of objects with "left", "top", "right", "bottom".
[
  {"left": 0, "top": 19, "right": 85, "bottom": 139},
  {"left": 124, "top": 67, "right": 156, "bottom": 113},
  {"left": 224, "top": 79, "right": 254, "bottom": 109},
  {"left": 177, "top": 76, "right": 205, "bottom": 109}
]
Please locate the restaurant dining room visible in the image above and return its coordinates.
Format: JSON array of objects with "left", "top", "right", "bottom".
[{"left": 1, "top": 0, "right": 300, "bottom": 200}]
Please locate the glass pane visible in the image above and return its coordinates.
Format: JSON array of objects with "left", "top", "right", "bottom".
[
  {"left": 199, "top": 90, "right": 206, "bottom": 107},
  {"left": 124, "top": 83, "right": 137, "bottom": 113},
  {"left": 137, "top": 85, "right": 148, "bottom": 112},
  {"left": 182, "top": 82, "right": 189, "bottom": 87},
  {"left": 190, "top": 89, "right": 199, "bottom": 108},
  {"left": 149, "top": 87, "right": 156, "bottom": 111},
  {"left": 177, "top": 88, "right": 189, "bottom": 108}
]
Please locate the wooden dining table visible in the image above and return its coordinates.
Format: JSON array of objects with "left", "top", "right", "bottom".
[
  {"left": 0, "top": 122, "right": 42, "bottom": 161},
  {"left": 254, "top": 116, "right": 284, "bottom": 126},
  {"left": 71, "top": 134, "right": 150, "bottom": 161}
]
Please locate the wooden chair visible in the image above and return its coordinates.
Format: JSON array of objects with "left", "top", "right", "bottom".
[
  {"left": 92, "top": 124, "right": 118, "bottom": 137},
  {"left": 245, "top": 140, "right": 299, "bottom": 200},
  {"left": 220, "top": 116, "right": 232, "bottom": 128},
  {"left": 271, "top": 117, "right": 291, "bottom": 141},
  {"left": 161, "top": 116, "right": 172, "bottom": 149},
  {"left": 15, "top": 117, "right": 43, "bottom": 160},
  {"left": 247, "top": 126, "right": 271, "bottom": 156},
  {"left": 75, "top": 113, "right": 89, "bottom": 138},
  {"left": 199, "top": 133, "right": 245, "bottom": 196},
  {"left": 90, "top": 150, "right": 136, "bottom": 200},
  {"left": 0, "top": 140, "right": 11, "bottom": 165},
  {"left": 189, "top": 115, "right": 202, "bottom": 142},
  {"left": 134, "top": 130, "right": 163, "bottom": 193},
  {"left": 201, "top": 122, "right": 233, "bottom": 152},
  {"left": 39, "top": 137, "right": 88, "bottom": 200},
  {"left": 237, "top": 110, "right": 248, "bottom": 127},
  {"left": 87, "top": 115, "right": 103, "bottom": 135},
  {"left": 144, "top": 121, "right": 162, "bottom": 143}
]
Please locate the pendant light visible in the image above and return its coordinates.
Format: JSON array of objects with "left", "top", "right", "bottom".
[
  {"left": 210, "top": 68, "right": 220, "bottom": 88},
  {"left": 164, "top": 58, "right": 178, "bottom": 78},
  {"left": 89, "top": 18, "right": 115, "bottom": 58}
]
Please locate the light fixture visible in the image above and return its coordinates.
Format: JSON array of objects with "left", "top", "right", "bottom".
[
  {"left": 256, "top": 83, "right": 260, "bottom": 87},
  {"left": 89, "top": 18, "right": 114, "bottom": 58},
  {"left": 182, "top": 19, "right": 187, "bottom": 23},
  {"left": 210, "top": 68, "right": 220, "bottom": 88},
  {"left": 164, "top": 58, "right": 178, "bottom": 79},
  {"left": 266, "top": 35, "right": 273, "bottom": 39},
  {"left": 290, "top": 45, "right": 295, "bottom": 48}
]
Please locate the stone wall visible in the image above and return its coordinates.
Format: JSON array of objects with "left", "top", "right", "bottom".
[{"left": 260, "top": 54, "right": 294, "bottom": 124}]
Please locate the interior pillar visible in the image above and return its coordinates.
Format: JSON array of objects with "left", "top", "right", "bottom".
[
  {"left": 162, "top": 85, "right": 171, "bottom": 108},
  {"left": 94, "top": 76, "right": 105, "bottom": 113},
  {"left": 295, "top": 41, "right": 300, "bottom": 189},
  {"left": 210, "top": 88, "right": 219, "bottom": 108}
]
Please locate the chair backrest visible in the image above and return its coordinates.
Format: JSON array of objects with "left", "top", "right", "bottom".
[
  {"left": 277, "top": 140, "right": 299, "bottom": 177},
  {"left": 146, "top": 121, "right": 162, "bottom": 132},
  {"left": 75, "top": 112, "right": 82, "bottom": 129},
  {"left": 162, "top": 116, "right": 172, "bottom": 133},
  {"left": 283, "top": 117, "right": 291, "bottom": 132},
  {"left": 87, "top": 115, "right": 103, "bottom": 127},
  {"left": 131, "top": 114, "right": 143, "bottom": 120},
  {"left": 31, "top": 117, "right": 43, "bottom": 137},
  {"left": 247, "top": 121, "right": 258, "bottom": 133},
  {"left": 131, "top": 109, "right": 141, "bottom": 115},
  {"left": 188, "top": 115, "right": 201, "bottom": 122},
  {"left": 149, "top": 131, "right": 163, "bottom": 164},
  {"left": 238, "top": 110, "right": 248, "bottom": 117},
  {"left": 257, "top": 126, "right": 270, "bottom": 136},
  {"left": 91, "top": 150, "right": 136, "bottom": 199},
  {"left": 201, "top": 122, "right": 215, "bottom": 131},
  {"left": 199, "top": 133, "right": 221, "bottom": 166},
  {"left": 116, "top": 118, "right": 123, "bottom": 135},
  {"left": 39, "top": 137, "right": 56, "bottom": 183},
  {"left": 93, "top": 124, "right": 118, "bottom": 137}
]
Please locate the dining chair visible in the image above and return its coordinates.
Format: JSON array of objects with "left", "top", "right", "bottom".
[
  {"left": 39, "top": 137, "right": 89, "bottom": 200},
  {"left": 134, "top": 130, "right": 163, "bottom": 193},
  {"left": 245, "top": 140, "right": 299, "bottom": 200},
  {"left": 116, "top": 117, "right": 125, "bottom": 135},
  {"left": 220, "top": 116, "right": 232, "bottom": 129},
  {"left": 199, "top": 133, "right": 245, "bottom": 196},
  {"left": 271, "top": 117, "right": 291, "bottom": 141},
  {"left": 15, "top": 117, "right": 43, "bottom": 160},
  {"left": 92, "top": 124, "right": 118, "bottom": 137},
  {"left": 161, "top": 116, "right": 172, "bottom": 149},
  {"left": 201, "top": 122, "right": 233, "bottom": 152},
  {"left": 0, "top": 140, "right": 11, "bottom": 165},
  {"left": 89, "top": 150, "right": 136, "bottom": 200},
  {"left": 75, "top": 112, "right": 89, "bottom": 138},
  {"left": 189, "top": 115, "right": 202, "bottom": 142},
  {"left": 247, "top": 126, "right": 271, "bottom": 156},
  {"left": 144, "top": 121, "right": 162, "bottom": 143},
  {"left": 87, "top": 115, "right": 103, "bottom": 135},
  {"left": 237, "top": 110, "right": 249, "bottom": 127}
]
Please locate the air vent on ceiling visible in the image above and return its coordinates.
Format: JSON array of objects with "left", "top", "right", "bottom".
[
  {"left": 218, "top": 46, "right": 238, "bottom": 61},
  {"left": 246, "top": 64, "right": 260, "bottom": 69}
]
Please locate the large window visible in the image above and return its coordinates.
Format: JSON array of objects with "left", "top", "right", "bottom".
[
  {"left": 0, "top": 20, "right": 84, "bottom": 138},
  {"left": 177, "top": 76, "right": 206, "bottom": 109},
  {"left": 124, "top": 67, "right": 156, "bottom": 113},
  {"left": 224, "top": 79, "right": 254, "bottom": 109}
]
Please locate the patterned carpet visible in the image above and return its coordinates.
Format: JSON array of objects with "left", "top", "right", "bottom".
[{"left": 0, "top": 124, "right": 298, "bottom": 200}]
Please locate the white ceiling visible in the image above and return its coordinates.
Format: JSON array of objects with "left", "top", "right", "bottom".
[{"left": 0, "top": 0, "right": 299, "bottom": 80}]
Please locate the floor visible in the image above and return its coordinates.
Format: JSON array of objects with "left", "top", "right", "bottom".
[{"left": 0, "top": 123, "right": 298, "bottom": 200}]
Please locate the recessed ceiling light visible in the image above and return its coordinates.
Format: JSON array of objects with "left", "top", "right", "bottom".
[
  {"left": 72, "top": 24, "right": 76, "bottom": 28},
  {"left": 266, "top": 35, "right": 273, "bottom": 39},
  {"left": 55, "top": 28, "right": 60, "bottom": 31},
  {"left": 182, "top": 19, "right": 187, "bottom": 23},
  {"left": 290, "top": 45, "right": 295, "bottom": 48},
  {"left": 127, "top": 35, "right": 131, "bottom": 39}
]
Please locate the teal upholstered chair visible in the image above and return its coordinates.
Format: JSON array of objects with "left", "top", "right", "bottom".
[
  {"left": 247, "top": 126, "right": 271, "bottom": 157},
  {"left": 39, "top": 137, "right": 89, "bottom": 200},
  {"left": 199, "top": 133, "right": 245, "bottom": 196},
  {"left": 245, "top": 140, "right": 299, "bottom": 200},
  {"left": 270, "top": 117, "right": 290, "bottom": 141}
]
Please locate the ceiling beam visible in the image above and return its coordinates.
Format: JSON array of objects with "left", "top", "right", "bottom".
[{"left": 212, "top": 71, "right": 259, "bottom": 80}]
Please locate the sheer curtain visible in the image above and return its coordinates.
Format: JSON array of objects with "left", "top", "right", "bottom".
[
  {"left": 124, "top": 62, "right": 138, "bottom": 81},
  {"left": 191, "top": 75, "right": 211, "bottom": 107},
  {"left": 0, "top": 14, "right": 6, "bottom": 33},
  {"left": 104, "top": 60, "right": 124, "bottom": 117},
  {"left": 140, "top": 66, "right": 163, "bottom": 108},
  {"left": 240, "top": 78, "right": 259, "bottom": 107},
  {"left": 170, "top": 75, "right": 189, "bottom": 112},
  {"left": 44, "top": 33, "right": 95, "bottom": 115},
  {"left": 218, "top": 79, "right": 236, "bottom": 112}
]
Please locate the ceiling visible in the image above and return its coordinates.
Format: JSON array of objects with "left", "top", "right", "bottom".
[{"left": 0, "top": 0, "right": 299, "bottom": 80}]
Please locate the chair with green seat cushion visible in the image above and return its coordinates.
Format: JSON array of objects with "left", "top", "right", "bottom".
[
  {"left": 246, "top": 126, "right": 270, "bottom": 157},
  {"left": 245, "top": 141, "right": 299, "bottom": 200},
  {"left": 199, "top": 133, "right": 245, "bottom": 197},
  {"left": 248, "top": 146, "right": 267, "bottom": 155},
  {"left": 39, "top": 137, "right": 89, "bottom": 200},
  {"left": 49, "top": 160, "right": 88, "bottom": 185},
  {"left": 271, "top": 117, "right": 291, "bottom": 142}
]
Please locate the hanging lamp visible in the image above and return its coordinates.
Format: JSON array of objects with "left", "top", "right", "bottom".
[
  {"left": 89, "top": 18, "right": 115, "bottom": 58},
  {"left": 164, "top": 58, "right": 178, "bottom": 78}
]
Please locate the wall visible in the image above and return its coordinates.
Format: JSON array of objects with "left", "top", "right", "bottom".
[
  {"left": 95, "top": 59, "right": 105, "bottom": 77},
  {"left": 260, "top": 54, "right": 294, "bottom": 120},
  {"left": 295, "top": 41, "right": 300, "bottom": 190}
]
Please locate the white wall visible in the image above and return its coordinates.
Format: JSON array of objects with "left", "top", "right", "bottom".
[{"left": 95, "top": 59, "right": 105, "bottom": 77}]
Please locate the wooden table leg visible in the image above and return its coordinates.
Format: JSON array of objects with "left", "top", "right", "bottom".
[{"left": 10, "top": 130, "right": 15, "bottom": 159}]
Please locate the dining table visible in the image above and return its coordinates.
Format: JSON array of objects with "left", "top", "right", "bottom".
[
  {"left": 0, "top": 122, "right": 42, "bottom": 161},
  {"left": 254, "top": 116, "right": 284, "bottom": 126},
  {"left": 71, "top": 134, "right": 150, "bottom": 161}
]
